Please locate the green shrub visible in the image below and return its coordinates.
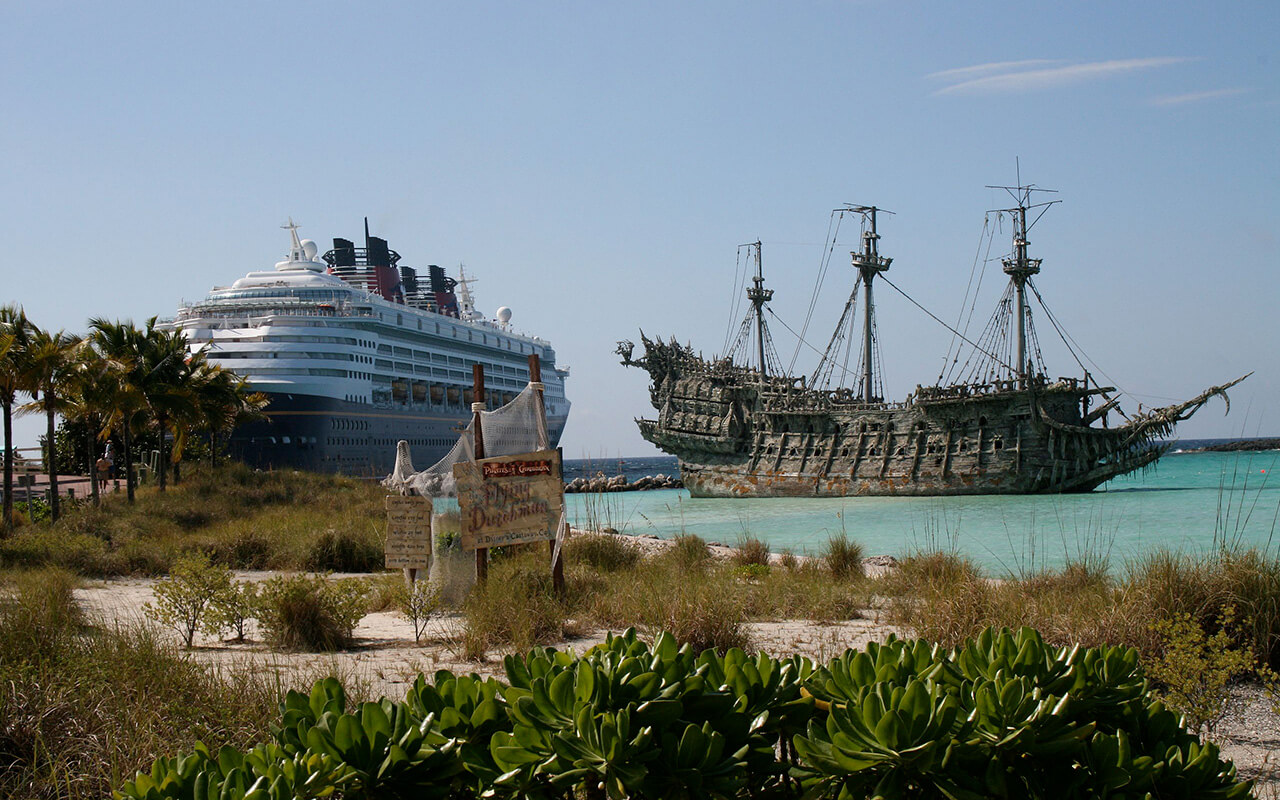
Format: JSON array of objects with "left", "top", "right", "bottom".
[
  {"left": 462, "top": 552, "right": 574, "bottom": 658},
  {"left": 1146, "top": 605, "right": 1257, "bottom": 737},
  {"left": 304, "top": 526, "right": 384, "bottom": 572},
  {"left": 209, "top": 527, "right": 273, "bottom": 569},
  {"left": 257, "top": 574, "right": 368, "bottom": 651},
  {"left": 821, "top": 532, "right": 864, "bottom": 579},
  {"left": 667, "top": 533, "right": 712, "bottom": 570},
  {"left": 204, "top": 579, "right": 260, "bottom": 642},
  {"left": 639, "top": 569, "right": 751, "bottom": 654},
  {"left": 143, "top": 552, "right": 232, "bottom": 647},
  {"left": 777, "top": 548, "right": 799, "bottom": 571},
  {"left": 566, "top": 531, "right": 640, "bottom": 572},
  {"left": 117, "top": 628, "right": 1254, "bottom": 800}
]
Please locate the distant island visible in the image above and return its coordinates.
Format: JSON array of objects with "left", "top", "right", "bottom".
[{"left": 1188, "top": 438, "right": 1280, "bottom": 453}]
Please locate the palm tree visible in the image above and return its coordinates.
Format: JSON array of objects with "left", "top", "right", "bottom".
[
  {"left": 89, "top": 317, "right": 147, "bottom": 503},
  {"left": 19, "top": 325, "right": 81, "bottom": 521},
  {"left": 191, "top": 363, "right": 270, "bottom": 468},
  {"left": 133, "top": 320, "right": 198, "bottom": 492},
  {"left": 62, "top": 344, "right": 120, "bottom": 506},
  {"left": 0, "top": 306, "right": 30, "bottom": 532}
]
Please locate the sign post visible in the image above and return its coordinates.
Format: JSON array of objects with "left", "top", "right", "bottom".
[
  {"left": 455, "top": 449, "right": 563, "bottom": 550},
  {"left": 385, "top": 494, "right": 432, "bottom": 585},
  {"left": 528, "top": 353, "right": 566, "bottom": 594},
  {"left": 471, "top": 364, "right": 488, "bottom": 583}
]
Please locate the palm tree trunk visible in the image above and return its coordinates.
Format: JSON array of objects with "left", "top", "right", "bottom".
[
  {"left": 157, "top": 414, "right": 167, "bottom": 492},
  {"left": 2, "top": 400, "right": 13, "bottom": 531},
  {"left": 88, "top": 426, "right": 99, "bottom": 507},
  {"left": 46, "top": 404, "right": 60, "bottom": 521},
  {"left": 123, "top": 424, "right": 135, "bottom": 503}
]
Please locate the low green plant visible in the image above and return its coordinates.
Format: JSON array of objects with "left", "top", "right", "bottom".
[
  {"left": 143, "top": 552, "right": 232, "bottom": 647},
  {"left": 116, "top": 628, "right": 1254, "bottom": 800},
  {"left": 205, "top": 579, "right": 260, "bottom": 642},
  {"left": 1146, "top": 604, "right": 1257, "bottom": 737},
  {"left": 257, "top": 574, "right": 368, "bottom": 651}
]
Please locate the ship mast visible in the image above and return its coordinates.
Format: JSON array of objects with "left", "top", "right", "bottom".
[
  {"left": 851, "top": 206, "right": 892, "bottom": 403},
  {"left": 745, "top": 241, "right": 772, "bottom": 376},
  {"left": 989, "top": 183, "right": 1057, "bottom": 389}
]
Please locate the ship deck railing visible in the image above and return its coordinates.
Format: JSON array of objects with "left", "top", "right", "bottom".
[{"left": 912, "top": 375, "right": 1088, "bottom": 402}]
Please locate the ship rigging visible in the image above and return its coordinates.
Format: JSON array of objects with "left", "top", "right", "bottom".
[{"left": 621, "top": 185, "right": 1245, "bottom": 498}]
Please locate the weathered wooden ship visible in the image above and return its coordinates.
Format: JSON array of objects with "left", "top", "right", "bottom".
[{"left": 620, "top": 186, "right": 1245, "bottom": 497}]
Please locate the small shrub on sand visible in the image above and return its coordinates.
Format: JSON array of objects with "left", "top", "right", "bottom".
[
  {"left": 567, "top": 531, "right": 640, "bottom": 572},
  {"left": 304, "top": 526, "right": 384, "bottom": 572},
  {"left": 594, "top": 562, "right": 751, "bottom": 653},
  {"left": 462, "top": 552, "right": 575, "bottom": 658},
  {"left": 397, "top": 578, "right": 443, "bottom": 644},
  {"left": 641, "top": 571, "right": 751, "bottom": 654},
  {"left": 822, "top": 533, "right": 864, "bottom": 580},
  {"left": 204, "top": 579, "right": 259, "bottom": 642},
  {"left": 666, "top": 534, "right": 712, "bottom": 571},
  {"left": 747, "top": 564, "right": 865, "bottom": 624},
  {"left": 143, "top": 552, "right": 232, "bottom": 647},
  {"left": 732, "top": 535, "right": 771, "bottom": 568},
  {"left": 257, "top": 574, "right": 368, "bottom": 651},
  {"left": 1147, "top": 605, "right": 1257, "bottom": 737},
  {"left": 777, "top": 549, "right": 799, "bottom": 571}
]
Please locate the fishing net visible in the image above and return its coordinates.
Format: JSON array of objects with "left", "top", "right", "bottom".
[{"left": 384, "top": 382, "right": 550, "bottom": 498}]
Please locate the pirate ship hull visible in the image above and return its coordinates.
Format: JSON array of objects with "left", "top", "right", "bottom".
[{"left": 627, "top": 335, "right": 1240, "bottom": 497}]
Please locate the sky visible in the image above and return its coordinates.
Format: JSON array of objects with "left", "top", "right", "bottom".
[{"left": 3, "top": 1, "right": 1277, "bottom": 458}]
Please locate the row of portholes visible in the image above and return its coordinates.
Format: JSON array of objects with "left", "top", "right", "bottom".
[
  {"left": 332, "top": 418, "right": 370, "bottom": 431},
  {"left": 762, "top": 437, "right": 1005, "bottom": 458}
]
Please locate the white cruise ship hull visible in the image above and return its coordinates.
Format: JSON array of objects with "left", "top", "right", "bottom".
[{"left": 168, "top": 221, "right": 571, "bottom": 476}]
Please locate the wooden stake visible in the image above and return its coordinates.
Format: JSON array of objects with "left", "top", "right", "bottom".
[
  {"left": 472, "top": 364, "right": 488, "bottom": 584},
  {"left": 529, "top": 354, "right": 566, "bottom": 594}
]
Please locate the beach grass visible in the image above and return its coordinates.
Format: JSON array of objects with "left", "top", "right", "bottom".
[
  {"left": 5, "top": 465, "right": 1280, "bottom": 796},
  {"left": 0, "top": 463, "right": 387, "bottom": 576}
]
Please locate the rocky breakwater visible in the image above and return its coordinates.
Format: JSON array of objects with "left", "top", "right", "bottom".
[{"left": 564, "top": 473, "right": 684, "bottom": 493}]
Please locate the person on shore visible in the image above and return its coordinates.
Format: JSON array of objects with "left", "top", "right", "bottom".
[{"left": 96, "top": 455, "right": 112, "bottom": 493}]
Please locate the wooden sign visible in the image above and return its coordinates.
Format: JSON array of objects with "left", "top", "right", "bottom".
[
  {"left": 385, "top": 495, "right": 433, "bottom": 569},
  {"left": 455, "top": 449, "right": 563, "bottom": 551}
]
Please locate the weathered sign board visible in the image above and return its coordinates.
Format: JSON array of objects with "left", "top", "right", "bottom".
[
  {"left": 455, "top": 449, "right": 563, "bottom": 551},
  {"left": 385, "top": 495, "right": 433, "bottom": 569}
]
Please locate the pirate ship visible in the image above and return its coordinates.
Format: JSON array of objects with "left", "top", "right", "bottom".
[{"left": 619, "top": 185, "right": 1244, "bottom": 497}]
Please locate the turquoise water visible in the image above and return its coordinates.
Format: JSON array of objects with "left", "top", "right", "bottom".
[{"left": 563, "top": 450, "right": 1280, "bottom": 574}]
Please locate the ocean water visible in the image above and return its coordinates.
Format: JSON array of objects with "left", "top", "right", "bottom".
[{"left": 562, "top": 444, "right": 1280, "bottom": 574}]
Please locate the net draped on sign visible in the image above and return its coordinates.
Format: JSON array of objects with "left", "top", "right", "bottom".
[{"left": 383, "top": 382, "right": 549, "bottom": 499}]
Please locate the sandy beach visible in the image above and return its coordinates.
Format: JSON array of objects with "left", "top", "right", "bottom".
[{"left": 70, "top": 532, "right": 1280, "bottom": 794}]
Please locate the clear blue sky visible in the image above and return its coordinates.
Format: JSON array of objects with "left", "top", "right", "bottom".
[{"left": 4, "top": 1, "right": 1277, "bottom": 456}]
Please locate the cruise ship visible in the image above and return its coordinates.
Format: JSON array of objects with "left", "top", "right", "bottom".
[{"left": 168, "top": 220, "right": 570, "bottom": 475}]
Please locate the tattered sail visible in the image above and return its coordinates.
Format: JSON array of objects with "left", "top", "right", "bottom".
[{"left": 621, "top": 189, "right": 1245, "bottom": 498}]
